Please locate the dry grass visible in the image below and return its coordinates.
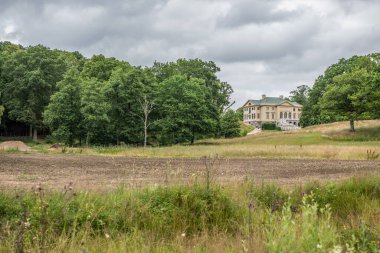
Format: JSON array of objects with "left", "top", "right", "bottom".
[
  {"left": 303, "top": 119, "right": 380, "bottom": 133},
  {"left": 1, "top": 120, "right": 379, "bottom": 160},
  {"left": 87, "top": 144, "right": 379, "bottom": 160}
]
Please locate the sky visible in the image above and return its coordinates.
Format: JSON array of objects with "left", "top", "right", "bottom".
[{"left": 1, "top": 0, "right": 379, "bottom": 107}]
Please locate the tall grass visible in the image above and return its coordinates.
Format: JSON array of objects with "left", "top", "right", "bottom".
[
  {"left": 2, "top": 120, "right": 380, "bottom": 160},
  {"left": 0, "top": 176, "right": 379, "bottom": 252}
]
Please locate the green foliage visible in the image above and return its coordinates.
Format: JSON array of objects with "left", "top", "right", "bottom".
[
  {"left": 0, "top": 42, "right": 234, "bottom": 146},
  {"left": 80, "top": 54, "right": 129, "bottom": 82},
  {"left": 0, "top": 45, "right": 66, "bottom": 135},
  {"left": 220, "top": 109, "right": 241, "bottom": 138},
  {"left": 301, "top": 54, "right": 380, "bottom": 128},
  {"left": 43, "top": 69, "right": 83, "bottom": 145},
  {"left": 266, "top": 197, "right": 338, "bottom": 253},
  {"left": 156, "top": 75, "right": 216, "bottom": 144},
  {"left": 239, "top": 122, "right": 254, "bottom": 136},
  {"left": 289, "top": 84, "right": 310, "bottom": 106},
  {"left": 103, "top": 67, "right": 146, "bottom": 144},
  {"left": 80, "top": 78, "right": 111, "bottom": 145},
  {"left": 0, "top": 104, "right": 4, "bottom": 125},
  {"left": 152, "top": 59, "right": 233, "bottom": 133},
  {"left": 0, "top": 177, "right": 380, "bottom": 252},
  {"left": 249, "top": 184, "right": 288, "bottom": 212},
  {"left": 262, "top": 122, "right": 280, "bottom": 130},
  {"left": 0, "top": 186, "right": 241, "bottom": 243}
]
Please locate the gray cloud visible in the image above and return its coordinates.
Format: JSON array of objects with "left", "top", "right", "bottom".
[{"left": 1, "top": 0, "right": 379, "bottom": 107}]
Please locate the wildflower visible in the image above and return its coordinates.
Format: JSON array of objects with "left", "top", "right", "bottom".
[
  {"left": 181, "top": 233, "right": 186, "bottom": 237},
  {"left": 105, "top": 233, "right": 110, "bottom": 239},
  {"left": 24, "top": 221, "right": 30, "bottom": 229},
  {"left": 241, "top": 239, "right": 248, "bottom": 252},
  {"left": 331, "top": 245, "right": 343, "bottom": 253},
  {"left": 316, "top": 243, "right": 322, "bottom": 249}
]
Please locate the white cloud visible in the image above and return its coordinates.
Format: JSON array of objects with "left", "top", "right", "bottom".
[{"left": 0, "top": 0, "right": 379, "bottom": 107}]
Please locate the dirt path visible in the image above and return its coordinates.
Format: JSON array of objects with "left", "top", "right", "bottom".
[{"left": 1, "top": 154, "right": 379, "bottom": 191}]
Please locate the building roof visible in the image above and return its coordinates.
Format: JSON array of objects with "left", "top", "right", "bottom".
[{"left": 245, "top": 97, "right": 302, "bottom": 107}]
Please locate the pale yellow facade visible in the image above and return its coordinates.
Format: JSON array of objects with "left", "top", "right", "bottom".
[{"left": 242, "top": 95, "right": 302, "bottom": 128}]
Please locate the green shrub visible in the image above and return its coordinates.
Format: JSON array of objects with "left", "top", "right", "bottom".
[
  {"left": 0, "top": 186, "right": 242, "bottom": 242},
  {"left": 262, "top": 122, "right": 279, "bottom": 130},
  {"left": 249, "top": 184, "right": 289, "bottom": 212},
  {"left": 266, "top": 195, "right": 338, "bottom": 253}
]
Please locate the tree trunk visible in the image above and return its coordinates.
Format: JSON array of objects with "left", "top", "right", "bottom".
[
  {"left": 29, "top": 125, "right": 33, "bottom": 138},
  {"left": 350, "top": 119, "right": 355, "bottom": 132},
  {"left": 33, "top": 128, "right": 37, "bottom": 141},
  {"left": 144, "top": 120, "right": 147, "bottom": 148},
  {"left": 86, "top": 133, "right": 89, "bottom": 146}
]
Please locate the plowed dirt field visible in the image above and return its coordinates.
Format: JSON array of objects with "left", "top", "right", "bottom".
[{"left": 1, "top": 154, "right": 379, "bottom": 191}]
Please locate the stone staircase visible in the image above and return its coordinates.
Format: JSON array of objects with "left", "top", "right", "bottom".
[{"left": 278, "top": 118, "right": 301, "bottom": 131}]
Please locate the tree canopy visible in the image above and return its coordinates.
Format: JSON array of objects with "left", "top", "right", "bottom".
[
  {"left": 0, "top": 42, "right": 234, "bottom": 145},
  {"left": 300, "top": 54, "right": 380, "bottom": 130}
]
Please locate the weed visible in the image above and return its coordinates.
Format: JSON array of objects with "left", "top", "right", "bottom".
[{"left": 366, "top": 149, "right": 379, "bottom": 160}]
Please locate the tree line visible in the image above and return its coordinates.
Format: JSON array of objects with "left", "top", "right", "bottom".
[
  {"left": 290, "top": 53, "right": 380, "bottom": 131},
  {"left": 0, "top": 41, "right": 241, "bottom": 146}
]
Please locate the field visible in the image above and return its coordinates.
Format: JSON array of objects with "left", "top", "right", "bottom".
[
  {"left": 4, "top": 120, "right": 378, "bottom": 161},
  {"left": 0, "top": 120, "right": 380, "bottom": 252},
  {"left": 0, "top": 154, "right": 379, "bottom": 191}
]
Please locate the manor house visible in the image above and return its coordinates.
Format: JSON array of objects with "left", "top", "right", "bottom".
[{"left": 242, "top": 95, "right": 302, "bottom": 129}]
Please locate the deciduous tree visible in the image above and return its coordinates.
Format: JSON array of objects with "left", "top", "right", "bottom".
[{"left": 43, "top": 69, "right": 83, "bottom": 145}]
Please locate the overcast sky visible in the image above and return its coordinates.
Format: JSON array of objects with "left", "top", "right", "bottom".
[{"left": 1, "top": 0, "right": 379, "bottom": 107}]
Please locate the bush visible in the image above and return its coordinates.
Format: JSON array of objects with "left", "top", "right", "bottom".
[
  {"left": 0, "top": 186, "right": 242, "bottom": 242},
  {"left": 266, "top": 195, "right": 339, "bottom": 253},
  {"left": 262, "top": 122, "right": 279, "bottom": 130}
]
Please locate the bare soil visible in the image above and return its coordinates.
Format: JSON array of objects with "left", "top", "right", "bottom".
[
  {"left": 0, "top": 141, "right": 31, "bottom": 151},
  {"left": 0, "top": 154, "right": 379, "bottom": 191}
]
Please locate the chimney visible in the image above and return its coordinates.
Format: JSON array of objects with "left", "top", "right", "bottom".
[
  {"left": 279, "top": 95, "right": 284, "bottom": 99},
  {"left": 262, "top": 94, "right": 266, "bottom": 99}
]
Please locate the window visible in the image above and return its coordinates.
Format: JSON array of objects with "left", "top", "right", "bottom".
[
  {"left": 272, "top": 107, "right": 275, "bottom": 110},
  {"left": 253, "top": 113, "right": 255, "bottom": 119},
  {"left": 289, "top": 112, "right": 292, "bottom": 119},
  {"left": 293, "top": 113, "right": 296, "bottom": 119},
  {"left": 293, "top": 108, "right": 295, "bottom": 111},
  {"left": 253, "top": 107, "right": 255, "bottom": 110},
  {"left": 280, "top": 112, "right": 283, "bottom": 119},
  {"left": 248, "top": 114, "right": 251, "bottom": 119},
  {"left": 249, "top": 108, "right": 251, "bottom": 114},
  {"left": 284, "top": 112, "right": 287, "bottom": 118},
  {"left": 266, "top": 107, "right": 269, "bottom": 110},
  {"left": 257, "top": 113, "right": 260, "bottom": 119},
  {"left": 266, "top": 112, "right": 269, "bottom": 119},
  {"left": 298, "top": 108, "right": 301, "bottom": 111},
  {"left": 272, "top": 112, "right": 275, "bottom": 119}
]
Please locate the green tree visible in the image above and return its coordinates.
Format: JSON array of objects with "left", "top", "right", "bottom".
[
  {"left": 81, "top": 78, "right": 111, "bottom": 145},
  {"left": 236, "top": 107, "right": 244, "bottom": 121},
  {"left": 289, "top": 85, "right": 310, "bottom": 106},
  {"left": 155, "top": 75, "right": 215, "bottom": 144},
  {"left": 319, "top": 68, "right": 376, "bottom": 132},
  {"left": 301, "top": 54, "right": 380, "bottom": 127},
  {"left": 103, "top": 67, "right": 145, "bottom": 145},
  {"left": 0, "top": 104, "right": 4, "bottom": 125},
  {"left": 43, "top": 69, "right": 83, "bottom": 145},
  {"left": 0, "top": 45, "right": 66, "bottom": 140},
  {"left": 220, "top": 109, "right": 241, "bottom": 138},
  {"left": 152, "top": 59, "right": 233, "bottom": 137},
  {"left": 81, "top": 54, "right": 129, "bottom": 82}
]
